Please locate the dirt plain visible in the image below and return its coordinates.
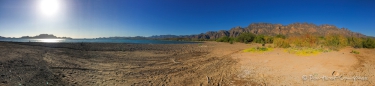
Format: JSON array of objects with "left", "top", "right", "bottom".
[{"left": 0, "top": 41, "right": 374, "bottom": 86}]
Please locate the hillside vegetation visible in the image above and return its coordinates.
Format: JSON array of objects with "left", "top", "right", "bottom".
[
  {"left": 186, "top": 23, "right": 366, "bottom": 40},
  {"left": 216, "top": 33, "right": 375, "bottom": 50},
  {"left": 162, "top": 23, "right": 374, "bottom": 50}
]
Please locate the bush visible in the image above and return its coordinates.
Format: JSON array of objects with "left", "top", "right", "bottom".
[
  {"left": 286, "top": 47, "right": 328, "bottom": 56},
  {"left": 243, "top": 47, "right": 273, "bottom": 52},
  {"left": 288, "top": 34, "right": 318, "bottom": 47},
  {"left": 253, "top": 34, "right": 265, "bottom": 44},
  {"left": 275, "top": 34, "right": 286, "bottom": 39},
  {"left": 258, "top": 47, "right": 268, "bottom": 51},
  {"left": 303, "top": 34, "right": 318, "bottom": 47},
  {"left": 363, "top": 38, "right": 375, "bottom": 48},
  {"left": 273, "top": 38, "right": 290, "bottom": 48},
  {"left": 317, "top": 36, "right": 326, "bottom": 45},
  {"left": 324, "top": 34, "right": 348, "bottom": 50},
  {"left": 216, "top": 36, "right": 230, "bottom": 42},
  {"left": 350, "top": 50, "right": 360, "bottom": 54},
  {"left": 235, "top": 33, "right": 255, "bottom": 43},
  {"left": 264, "top": 36, "right": 273, "bottom": 44},
  {"left": 347, "top": 37, "right": 363, "bottom": 48}
]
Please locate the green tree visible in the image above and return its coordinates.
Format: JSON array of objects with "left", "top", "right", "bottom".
[
  {"left": 347, "top": 37, "right": 363, "bottom": 48},
  {"left": 254, "top": 34, "right": 265, "bottom": 44},
  {"left": 363, "top": 38, "right": 375, "bottom": 48},
  {"left": 235, "top": 33, "right": 256, "bottom": 43},
  {"left": 216, "top": 36, "right": 230, "bottom": 42},
  {"left": 275, "top": 34, "right": 286, "bottom": 39}
]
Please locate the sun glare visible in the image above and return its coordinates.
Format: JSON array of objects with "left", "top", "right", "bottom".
[
  {"left": 37, "top": 39, "right": 64, "bottom": 43},
  {"left": 38, "top": 0, "right": 62, "bottom": 17}
]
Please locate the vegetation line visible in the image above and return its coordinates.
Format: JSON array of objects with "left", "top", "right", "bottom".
[{"left": 215, "top": 33, "right": 375, "bottom": 50}]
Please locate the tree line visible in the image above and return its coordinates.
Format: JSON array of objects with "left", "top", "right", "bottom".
[{"left": 215, "top": 33, "right": 375, "bottom": 49}]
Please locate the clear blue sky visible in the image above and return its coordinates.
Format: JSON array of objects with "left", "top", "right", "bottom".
[{"left": 0, "top": 0, "right": 374, "bottom": 38}]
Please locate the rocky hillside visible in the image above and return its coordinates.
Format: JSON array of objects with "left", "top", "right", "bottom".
[{"left": 185, "top": 23, "right": 366, "bottom": 40}]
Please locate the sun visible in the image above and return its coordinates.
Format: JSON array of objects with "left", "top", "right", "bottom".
[{"left": 38, "top": 0, "right": 62, "bottom": 17}]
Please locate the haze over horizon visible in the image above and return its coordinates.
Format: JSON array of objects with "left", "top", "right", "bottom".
[{"left": 0, "top": 0, "right": 374, "bottom": 38}]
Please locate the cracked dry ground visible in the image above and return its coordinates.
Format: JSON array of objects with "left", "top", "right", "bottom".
[{"left": 0, "top": 42, "right": 250, "bottom": 86}]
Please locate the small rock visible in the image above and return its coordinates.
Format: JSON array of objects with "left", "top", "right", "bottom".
[{"left": 332, "top": 71, "right": 340, "bottom": 76}]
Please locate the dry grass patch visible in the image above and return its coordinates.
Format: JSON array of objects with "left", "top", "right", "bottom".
[
  {"left": 285, "top": 47, "right": 330, "bottom": 56},
  {"left": 243, "top": 47, "right": 273, "bottom": 53}
]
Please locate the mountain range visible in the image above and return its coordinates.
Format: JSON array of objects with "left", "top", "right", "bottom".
[
  {"left": 151, "top": 23, "right": 367, "bottom": 40},
  {"left": 1, "top": 23, "right": 367, "bottom": 40}
]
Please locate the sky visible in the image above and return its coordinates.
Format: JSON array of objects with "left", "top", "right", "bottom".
[{"left": 0, "top": 0, "right": 374, "bottom": 38}]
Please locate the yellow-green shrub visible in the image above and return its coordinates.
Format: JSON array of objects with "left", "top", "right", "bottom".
[
  {"left": 273, "top": 38, "right": 290, "bottom": 48},
  {"left": 350, "top": 50, "right": 360, "bottom": 54},
  {"left": 263, "top": 35, "right": 273, "bottom": 44},
  {"left": 243, "top": 47, "right": 273, "bottom": 52},
  {"left": 286, "top": 47, "right": 329, "bottom": 56},
  {"left": 324, "top": 34, "right": 348, "bottom": 50},
  {"left": 347, "top": 37, "right": 363, "bottom": 48},
  {"left": 288, "top": 34, "right": 319, "bottom": 47}
]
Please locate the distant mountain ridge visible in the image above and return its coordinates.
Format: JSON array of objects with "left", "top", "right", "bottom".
[
  {"left": 21, "top": 34, "right": 72, "bottom": 39},
  {"left": 160, "top": 23, "right": 366, "bottom": 40},
  {"left": 2, "top": 23, "right": 365, "bottom": 40}
]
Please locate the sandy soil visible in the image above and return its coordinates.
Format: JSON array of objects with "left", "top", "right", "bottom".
[
  {"left": 232, "top": 45, "right": 375, "bottom": 85},
  {"left": 0, "top": 41, "right": 374, "bottom": 86}
]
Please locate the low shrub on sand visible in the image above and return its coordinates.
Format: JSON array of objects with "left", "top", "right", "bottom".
[
  {"left": 229, "top": 40, "right": 234, "bottom": 44},
  {"left": 286, "top": 47, "right": 330, "bottom": 56},
  {"left": 350, "top": 50, "right": 360, "bottom": 54},
  {"left": 243, "top": 47, "right": 273, "bottom": 52}
]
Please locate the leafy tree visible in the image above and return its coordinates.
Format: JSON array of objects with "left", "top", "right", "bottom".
[
  {"left": 216, "top": 36, "right": 230, "bottom": 42},
  {"left": 275, "top": 34, "right": 286, "bottom": 39},
  {"left": 363, "top": 38, "right": 375, "bottom": 48},
  {"left": 235, "top": 33, "right": 255, "bottom": 43},
  {"left": 254, "top": 34, "right": 265, "bottom": 44},
  {"left": 229, "top": 39, "right": 234, "bottom": 44}
]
